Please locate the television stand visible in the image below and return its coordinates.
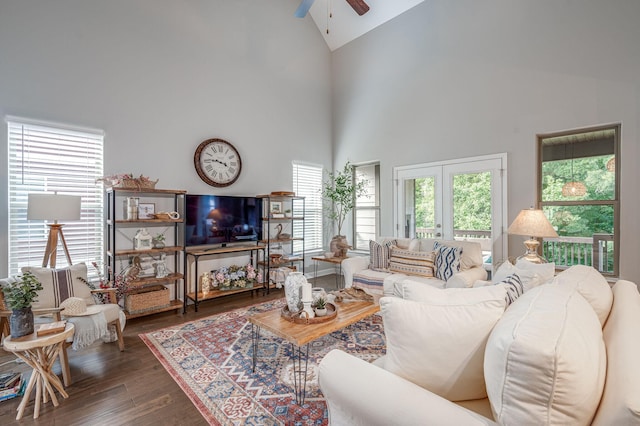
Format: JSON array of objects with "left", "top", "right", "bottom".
[{"left": 183, "top": 245, "right": 267, "bottom": 313}]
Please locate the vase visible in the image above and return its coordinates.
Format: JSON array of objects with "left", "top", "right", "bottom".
[
  {"left": 10, "top": 307, "right": 34, "bottom": 338},
  {"left": 330, "top": 235, "right": 350, "bottom": 257},
  {"left": 284, "top": 271, "right": 306, "bottom": 313},
  {"left": 315, "top": 307, "right": 327, "bottom": 317}
]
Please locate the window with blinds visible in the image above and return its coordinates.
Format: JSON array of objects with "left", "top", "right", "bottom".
[
  {"left": 353, "top": 163, "right": 380, "bottom": 251},
  {"left": 7, "top": 116, "right": 105, "bottom": 277},
  {"left": 292, "top": 162, "right": 323, "bottom": 253}
]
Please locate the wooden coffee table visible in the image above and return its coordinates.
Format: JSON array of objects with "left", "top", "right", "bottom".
[{"left": 248, "top": 298, "right": 380, "bottom": 404}]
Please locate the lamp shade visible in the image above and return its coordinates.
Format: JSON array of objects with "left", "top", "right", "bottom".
[
  {"left": 508, "top": 208, "right": 558, "bottom": 238},
  {"left": 27, "top": 193, "right": 81, "bottom": 221}
]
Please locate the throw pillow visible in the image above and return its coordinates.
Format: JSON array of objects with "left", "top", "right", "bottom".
[
  {"left": 22, "top": 263, "right": 92, "bottom": 310},
  {"left": 369, "top": 239, "right": 396, "bottom": 271},
  {"left": 553, "top": 265, "right": 613, "bottom": 326},
  {"left": 388, "top": 246, "right": 435, "bottom": 278},
  {"left": 433, "top": 241, "right": 462, "bottom": 281},
  {"left": 485, "top": 284, "right": 606, "bottom": 425},
  {"left": 380, "top": 290, "right": 506, "bottom": 401},
  {"left": 592, "top": 280, "right": 640, "bottom": 425},
  {"left": 498, "top": 273, "right": 523, "bottom": 306},
  {"left": 492, "top": 260, "right": 553, "bottom": 292}
]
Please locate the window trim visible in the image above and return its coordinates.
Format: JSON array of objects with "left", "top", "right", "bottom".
[
  {"left": 536, "top": 123, "right": 620, "bottom": 276},
  {"left": 352, "top": 161, "right": 380, "bottom": 252}
]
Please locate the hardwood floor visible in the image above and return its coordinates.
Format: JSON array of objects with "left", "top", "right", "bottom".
[{"left": 0, "top": 274, "right": 341, "bottom": 425}]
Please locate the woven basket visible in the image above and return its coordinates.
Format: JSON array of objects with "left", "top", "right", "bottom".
[
  {"left": 117, "top": 178, "right": 158, "bottom": 190},
  {"left": 125, "top": 285, "right": 170, "bottom": 313}
]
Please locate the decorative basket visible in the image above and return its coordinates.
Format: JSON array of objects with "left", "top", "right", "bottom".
[
  {"left": 118, "top": 178, "right": 158, "bottom": 190},
  {"left": 125, "top": 285, "right": 170, "bottom": 313}
]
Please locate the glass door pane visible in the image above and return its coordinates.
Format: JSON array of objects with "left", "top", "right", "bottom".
[{"left": 451, "top": 171, "right": 492, "bottom": 259}]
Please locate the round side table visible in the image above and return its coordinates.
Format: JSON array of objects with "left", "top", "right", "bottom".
[{"left": 2, "top": 323, "right": 75, "bottom": 420}]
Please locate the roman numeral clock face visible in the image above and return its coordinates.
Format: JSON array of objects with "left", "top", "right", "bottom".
[{"left": 194, "top": 138, "right": 242, "bottom": 187}]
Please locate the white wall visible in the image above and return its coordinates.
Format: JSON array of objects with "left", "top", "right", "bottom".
[
  {"left": 0, "top": 0, "right": 332, "bottom": 277},
  {"left": 332, "top": 0, "right": 640, "bottom": 280}
]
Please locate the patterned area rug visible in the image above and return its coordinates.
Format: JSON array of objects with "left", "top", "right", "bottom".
[{"left": 140, "top": 299, "right": 386, "bottom": 425}]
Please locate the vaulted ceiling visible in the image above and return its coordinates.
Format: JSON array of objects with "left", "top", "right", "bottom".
[{"left": 302, "top": 0, "right": 425, "bottom": 51}]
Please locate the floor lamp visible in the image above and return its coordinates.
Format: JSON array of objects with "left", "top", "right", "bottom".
[{"left": 27, "top": 193, "right": 82, "bottom": 268}]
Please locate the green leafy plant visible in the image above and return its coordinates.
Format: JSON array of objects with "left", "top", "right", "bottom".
[
  {"left": 154, "top": 233, "right": 166, "bottom": 242},
  {"left": 314, "top": 296, "right": 326, "bottom": 310},
  {"left": 2, "top": 271, "right": 43, "bottom": 310},
  {"left": 322, "top": 161, "right": 368, "bottom": 236}
]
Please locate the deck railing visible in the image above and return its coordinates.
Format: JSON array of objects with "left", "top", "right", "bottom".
[
  {"left": 543, "top": 233, "right": 613, "bottom": 274},
  {"left": 415, "top": 228, "right": 492, "bottom": 251},
  {"left": 415, "top": 228, "right": 614, "bottom": 273}
]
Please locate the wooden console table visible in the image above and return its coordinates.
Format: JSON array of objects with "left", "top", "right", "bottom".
[
  {"left": 2, "top": 323, "right": 75, "bottom": 420},
  {"left": 184, "top": 245, "right": 266, "bottom": 313}
]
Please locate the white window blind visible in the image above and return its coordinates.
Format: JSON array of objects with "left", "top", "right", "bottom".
[
  {"left": 354, "top": 163, "right": 380, "bottom": 250},
  {"left": 292, "top": 162, "right": 323, "bottom": 253},
  {"left": 7, "top": 116, "right": 104, "bottom": 276}
]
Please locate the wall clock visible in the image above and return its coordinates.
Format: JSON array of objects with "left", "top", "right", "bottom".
[{"left": 194, "top": 138, "right": 242, "bottom": 187}]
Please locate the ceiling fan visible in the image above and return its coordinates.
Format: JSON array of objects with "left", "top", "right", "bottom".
[{"left": 295, "top": 0, "right": 370, "bottom": 18}]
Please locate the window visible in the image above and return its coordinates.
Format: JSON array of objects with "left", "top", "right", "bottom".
[
  {"left": 292, "top": 162, "right": 323, "bottom": 253},
  {"left": 353, "top": 162, "right": 380, "bottom": 251},
  {"left": 7, "top": 116, "right": 104, "bottom": 277},
  {"left": 538, "top": 124, "right": 620, "bottom": 276}
]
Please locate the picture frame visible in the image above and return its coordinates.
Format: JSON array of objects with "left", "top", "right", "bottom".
[
  {"left": 138, "top": 203, "right": 156, "bottom": 219},
  {"left": 270, "top": 201, "right": 283, "bottom": 214}
]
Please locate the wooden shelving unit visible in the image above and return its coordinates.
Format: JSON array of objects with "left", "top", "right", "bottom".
[
  {"left": 105, "top": 187, "right": 186, "bottom": 318},
  {"left": 257, "top": 195, "right": 305, "bottom": 286}
]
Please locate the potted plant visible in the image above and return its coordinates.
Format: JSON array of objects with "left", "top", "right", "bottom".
[
  {"left": 322, "top": 161, "right": 368, "bottom": 256},
  {"left": 284, "top": 208, "right": 293, "bottom": 218},
  {"left": 1, "top": 271, "right": 43, "bottom": 338},
  {"left": 314, "top": 296, "right": 328, "bottom": 317},
  {"left": 153, "top": 233, "right": 166, "bottom": 249}
]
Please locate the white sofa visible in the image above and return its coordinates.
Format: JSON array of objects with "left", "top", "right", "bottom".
[
  {"left": 342, "top": 237, "right": 488, "bottom": 295},
  {"left": 319, "top": 266, "right": 640, "bottom": 425}
]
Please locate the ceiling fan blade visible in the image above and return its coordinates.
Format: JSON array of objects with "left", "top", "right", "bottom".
[
  {"left": 294, "top": 0, "right": 316, "bottom": 18},
  {"left": 346, "top": 0, "right": 370, "bottom": 16}
]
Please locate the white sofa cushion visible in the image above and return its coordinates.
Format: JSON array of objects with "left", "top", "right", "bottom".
[
  {"left": 380, "top": 286, "right": 507, "bottom": 401},
  {"left": 484, "top": 283, "right": 606, "bottom": 426},
  {"left": 492, "top": 259, "right": 554, "bottom": 292},
  {"left": 592, "top": 280, "right": 640, "bottom": 425},
  {"left": 553, "top": 264, "right": 613, "bottom": 326},
  {"left": 22, "top": 263, "right": 93, "bottom": 309}
]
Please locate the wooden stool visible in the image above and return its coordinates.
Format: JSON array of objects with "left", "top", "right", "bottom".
[{"left": 2, "top": 323, "right": 75, "bottom": 420}]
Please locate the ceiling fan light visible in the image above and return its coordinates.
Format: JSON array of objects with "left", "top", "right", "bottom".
[
  {"left": 562, "top": 181, "right": 587, "bottom": 197},
  {"left": 606, "top": 156, "right": 615, "bottom": 172}
]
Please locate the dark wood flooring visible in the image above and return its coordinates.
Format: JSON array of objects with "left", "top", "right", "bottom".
[{"left": 0, "top": 274, "right": 340, "bottom": 425}]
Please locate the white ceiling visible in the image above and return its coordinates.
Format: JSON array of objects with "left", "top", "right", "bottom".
[{"left": 306, "top": 0, "right": 425, "bottom": 51}]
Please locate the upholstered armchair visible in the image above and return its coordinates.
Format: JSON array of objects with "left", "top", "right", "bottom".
[{"left": 1, "top": 263, "right": 126, "bottom": 386}]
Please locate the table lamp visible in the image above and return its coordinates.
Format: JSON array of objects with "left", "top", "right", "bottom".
[
  {"left": 27, "top": 193, "right": 82, "bottom": 268},
  {"left": 508, "top": 208, "right": 558, "bottom": 264}
]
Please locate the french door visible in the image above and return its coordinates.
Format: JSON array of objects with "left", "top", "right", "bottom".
[{"left": 393, "top": 154, "right": 507, "bottom": 268}]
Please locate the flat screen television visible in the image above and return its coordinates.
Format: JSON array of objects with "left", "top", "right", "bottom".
[{"left": 185, "top": 194, "right": 262, "bottom": 247}]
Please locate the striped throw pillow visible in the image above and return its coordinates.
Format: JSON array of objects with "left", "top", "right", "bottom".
[
  {"left": 389, "top": 246, "right": 435, "bottom": 278},
  {"left": 433, "top": 241, "right": 463, "bottom": 281},
  {"left": 499, "top": 273, "right": 524, "bottom": 306},
  {"left": 369, "top": 239, "right": 396, "bottom": 271}
]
